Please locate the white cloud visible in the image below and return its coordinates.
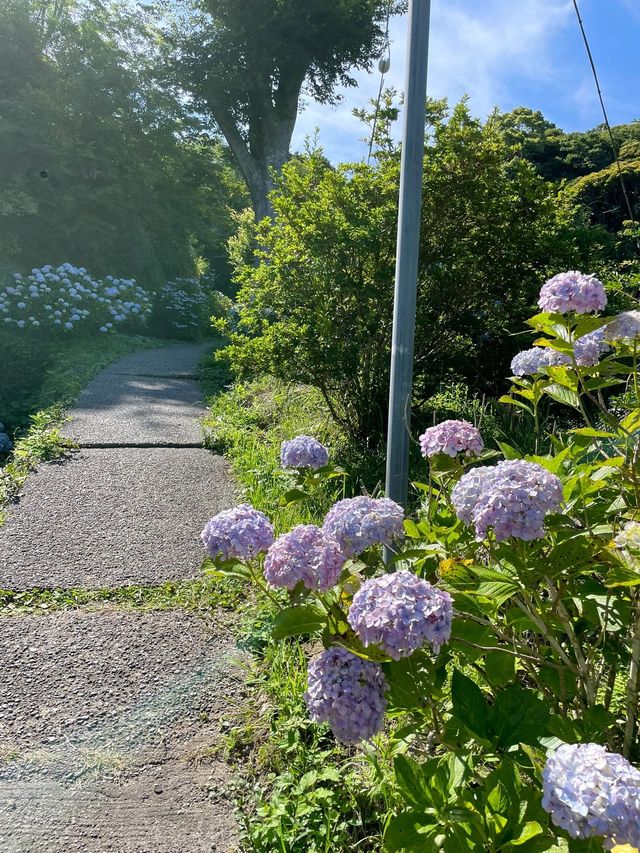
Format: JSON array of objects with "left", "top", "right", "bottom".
[{"left": 292, "top": 0, "right": 573, "bottom": 162}]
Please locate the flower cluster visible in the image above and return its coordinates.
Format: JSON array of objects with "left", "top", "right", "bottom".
[
  {"left": 451, "top": 460, "right": 563, "bottom": 541},
  {"left": 604, "top": 310, "right": 640, "bottom": 344},
  {"left": 264, "top": 524, "right": 345, "bottom": 591},
  {"left": 201, "top": 503, "right": 274, "bottom": 562},
  {"left": 280, "top": 435, "right": 329, "bottom": 470},
  {"left": 348, "top": 570, "right": 453, "bottom": 660},
  {"left": 304, "top": 646, "right": 387, "bottom": 743},
  {"left": 614, "top": 521, "right": 640, "bottom": 556},
  {"left": 0, "top": 423, "right": 12, "bottom": 453},
  {"left": 323, "top": 496, "right": 404, "bottom": 558},
  {"left": 419, "top": 419, "right": 484, "bottom": 458},
  {"left": 510, "top": 347, "right": 570, "bottom": 376},
  {"left": 573, "top": 328, "right": 610, "bottom": 366},
  {"left": 538, "top": 271, "right": 607, "bottom": 314},
  {"left": 542, "top": 743, "right": 640, "bottom": 849},
  {"left": 155, "top": 277, "right": 210, "bottom": 332},
  {"left": 0, "top": 263, "right": 151, "bottom": 334}
]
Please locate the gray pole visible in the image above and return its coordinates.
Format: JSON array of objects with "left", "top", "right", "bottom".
[{"left": 384, "top": 0, "right": 431, "bottom": 508}]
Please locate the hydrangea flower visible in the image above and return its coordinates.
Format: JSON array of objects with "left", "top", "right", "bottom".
[
  {"left": 419, "top": 420, "right": 484, "bottom": 458},
  {"left": 538, "top": 271, "right": 607, "bottom": 314},
  {"left": 573, "top": 328, "right": 610, "bottom": 366},
  {"left": 451, "top": 460, "right": 563, "bottom": 541},
  {"left": 323, "top": 496, "right": 404, "bottom": 558},
  {"left": 280, "top": 435, "right": 329, "bottom": 469},
  {"left": 510, "top": 347, "right": 570, "bottom": 376},
  {"left": 348, "top": 570, "right": 453, "bottom": 659},
  {"left": 304, "top": 646, "right": 387, "bottom": 743},
  {"left": 264, "top": 524, "right": 345, "bottom": 591},
  {"left": 201, "top": 503, "right": 274, "bottom": 562},
  {"left": 604, "top": 310, "right": 640, "bottom": 344},
  {"left": 0, "top": 431, "right": 12, "bottom": 453},
  {"left": 542, "top": 743, "right": 640, "bottom": 849},
  {"left": 614, "top": 521, "right": 640, "bottom": 555}
]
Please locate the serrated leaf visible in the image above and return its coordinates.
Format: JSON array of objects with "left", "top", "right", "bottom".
[
  {"left": 384, "top": 812, "right": 439, "bottom": 852},
  {"left": 545, "top": 383, "right": 581, "bottom": 410}
]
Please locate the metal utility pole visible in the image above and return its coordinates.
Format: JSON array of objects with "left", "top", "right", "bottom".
[{"left": 384, "top": 0, "right": 431, "bottom": 508}]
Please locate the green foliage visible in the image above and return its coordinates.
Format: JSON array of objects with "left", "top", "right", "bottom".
[
  {"left": 207, "top": 291, "right": 640, "bottom": 851},
  {"left": 566, "top": 159, "right": 640, "bottom": 234},
  {"left": 219, "top": 100, "right": 591, "bottom": 441},
  {"left": 0, "top": 0, "right": 245, "bottom": 282}
]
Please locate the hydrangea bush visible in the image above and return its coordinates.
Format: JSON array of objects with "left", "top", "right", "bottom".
[
  {"left": 0, "top": 263, "right": 151, "bottom": 334},
  {"left": 151, "top": 273, "right": 233, "bottom": 339},
  {"left": 200, "top": 269, "right": 640, "bottom": 851}
]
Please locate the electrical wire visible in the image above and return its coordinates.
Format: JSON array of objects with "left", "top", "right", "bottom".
[
  {"left": 572, "top": 0, "right": 639, "bottom": 250},
  {"left": 366, "top": 0, "right": 393, "bottom": 164}
]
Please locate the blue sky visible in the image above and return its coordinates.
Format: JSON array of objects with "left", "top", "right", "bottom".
[{"left": 292, "top": 0, "right": 640, "bottom": 163}]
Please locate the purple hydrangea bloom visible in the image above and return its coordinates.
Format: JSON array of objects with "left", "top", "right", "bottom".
[
  {"left": 419, "top": 419, "right": 484, "bottom": 458},
  {"left": 0, "top": 431, "right": 12, "bottom": 453},
  {"left": 348, "top": 570, "right": 453, "bottom": 660},
  {"left": 538, "top": 271, "right": 607, "bottom": 314},
  {"left": 280, "top": 435, "right": 329, "bottom": 469},
  {"left": 573, "top": 328, "right": 610, "bottom": 366},
  {"left": 322, "top": 496, "right": 404, "bottom": 558},
  {"left": 510, "top": 347, "right": 570, "bottom": 376},
  {"left": 604, "top": 310, "right": 640, "bottom": 344},
  {"left": 451, "top": 460, "right": 563, "bottom": 541},
  {"left": 304, "top": 646, "right": 387, "bottom": 743},
  {"left": 201, "top": 503, "right": 274, "bottom": 561},
  {"left": 542, "top": 743, "right": 640, "bottom": 849},
  {"left": 264, "top": 524, "right": 345, "bottom": 591}
]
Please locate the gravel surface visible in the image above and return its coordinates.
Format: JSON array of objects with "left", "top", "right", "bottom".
[
  {"left": 0, "top": 609, "right": 243, "bottom": 852},
  {"left": 64, "top": 375, "right": 207, "bottom": 446},
  {"left": 0, "top": 448, "right": 236, "bottom": 590},
  {"left": 103, "top": 342, "right": 215, "bottom": 378}
]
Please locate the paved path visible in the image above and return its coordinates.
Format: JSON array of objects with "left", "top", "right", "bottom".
[{"left": 0, "top": 342, "right": 240, "bottom": 851}]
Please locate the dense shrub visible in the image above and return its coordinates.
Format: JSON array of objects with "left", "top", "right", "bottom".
[
  {"left": 218, "top": 101, "right": 598, "bottom": 442},
  {"left": 149, "top": 274, "right": 231, "bottom": 339},
  {"left": 202, "top": 270, "right": 640, "bottom": 851}
]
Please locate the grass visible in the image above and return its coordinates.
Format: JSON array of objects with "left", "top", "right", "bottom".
[
  {"left": 197, "top": 368, "right": 396, "bottom": 851},
  {"left": 0, "top": 577, "right": 245, "bottom": 616}
]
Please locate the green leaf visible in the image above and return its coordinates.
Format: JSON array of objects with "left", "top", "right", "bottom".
[
  {"left": 271, "top": 605, "right": 325, "bottom": 640},
  {"left": 491, "top": 684, "right": 550, "bottom": 748},
  {"left": 605, "top": 564, "right": 640, "bottom": 588},
  {"left": 507, "top": 821, "right": 544, "bottom": 847},
  {"left": 451, "top": 671, "right": 489, "bottom": 742},
  {"left": 383, "top": 812, "right": 439, "bottom": 852},
  {"left": 200, "top": 556, "right": 252, "bottom": 580},
  {"left": 384, "top": 653, "right": 438, "bottom": 709},
  {"left": 497, "top": 441, "right": 521, "bottom": 460},
  {"left": 393, "top": 755, "right": 430, "bottom": 809},
  {"left": 499, "top": 394, "right": 534, "bottom": 415},
  {"left": 544, "top": 383, "right": 581, "bottom": 410},
  {"left": 282, "top": 488, "right": 311, "bottom": 505},
  {"left": 485, "top": 650, "right": 517, "bottom": 687}
]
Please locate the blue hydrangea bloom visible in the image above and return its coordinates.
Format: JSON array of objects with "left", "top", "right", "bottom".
[
  {"left": 264, "top": 524, "right": 345, "bottom": 591},
  {"left": 451, "top": 460, "right": 563, "bottom": 541},
  {"left": 573, "top": 328, "right": 610, "bottom": 366},
  {"left": 280, "top": 435, "right": 329, "bottom": 469},
  {"left": 510, "top": 347, "right": 570, "bottom": 376},
  {"left": 348, "top": 570, "right": 453, "bottom": 660},
  {"left": 322, "top": 496, "right": 404, "bottom": 558},
  {"left": 605, "top": 310, "right": 640, "bottom": 344},
  {"left": 0, "top": 431, "right": 12, "bottom": 453},
  {"left": 201, "top": 503, "right": 274, "bottom": 561},
  {"left": 304, "top": 646, "right": 387, "bottom": 743},
  {"left": 542, "top": 743, "right": 640, "bottom": 849}
]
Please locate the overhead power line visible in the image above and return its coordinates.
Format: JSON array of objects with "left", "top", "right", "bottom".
[{"left": 571, "top": 0, "right": 639, "bottom": 250}]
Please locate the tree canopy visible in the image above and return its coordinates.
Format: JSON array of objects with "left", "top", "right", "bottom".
[
  {"left": 0, "top": 0, "right": 246, "bottom": 284},
  {"left": 174, "top": 0, "right": 404, "bottom": 219}
]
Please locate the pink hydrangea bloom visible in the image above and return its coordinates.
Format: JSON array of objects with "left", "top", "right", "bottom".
[
  {"left": 538, "top": 271, "right": 607, "bottom": 314},
  {"left": 264, "top": 524, "right": 345, "bottom": 591},
  {"left": 419, "top": 419, "right": 483, "bottom": 458}
]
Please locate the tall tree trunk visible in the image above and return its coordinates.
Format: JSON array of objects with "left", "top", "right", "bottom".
[{"left": 212, "top": 82, "right": 299, "bottom": 221}]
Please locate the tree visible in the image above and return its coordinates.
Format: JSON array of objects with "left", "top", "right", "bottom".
[
  {"left": 0, "top": 0, "right": 245, "bottom": 283},
  {"left": 218, "top": 100, "right": 594, "bottom": 442},
  {"left": 175, "top": 0, "right": 403, "bottom": 220}
]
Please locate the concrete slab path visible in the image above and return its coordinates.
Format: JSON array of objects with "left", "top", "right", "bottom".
[{"left": 0, "top": 342, "right": 241, "bottom": 851}]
